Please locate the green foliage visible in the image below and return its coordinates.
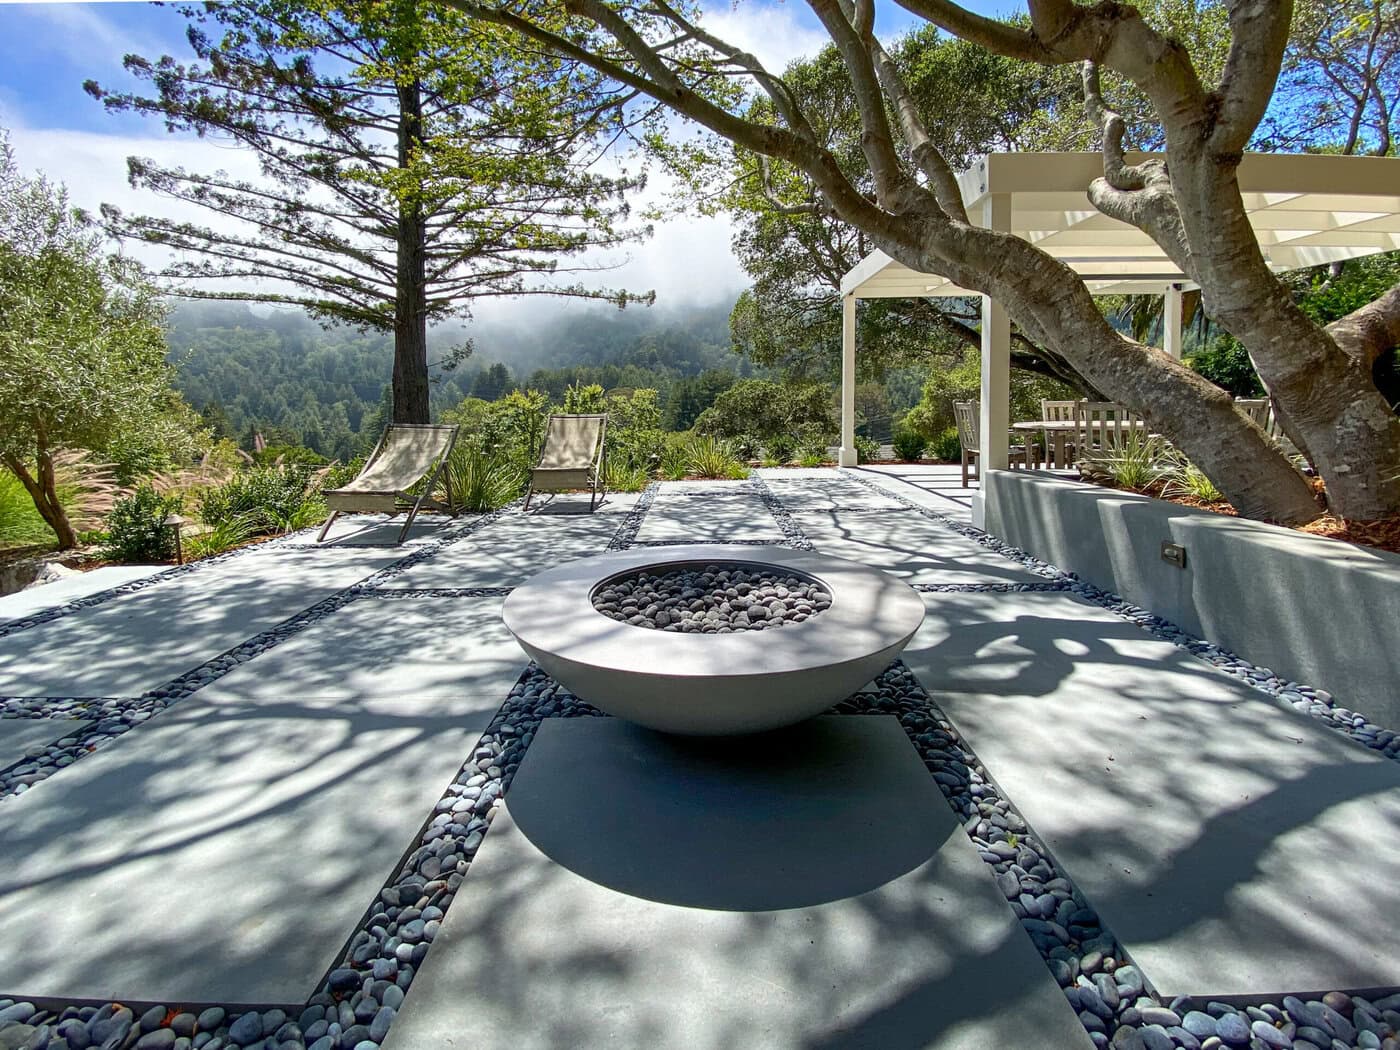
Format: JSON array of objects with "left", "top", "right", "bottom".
[
  {"left": 694, "top": 379, "right": 837, "bottom": 449},
  {"left": 439, "top": 447, "right": 524, "bottom": 513},
  {"left": 498, "top": 389, "right": 551, "bottom": 467},
  {"left": 601, "top": 388, "right": 666, "bottom": 473},
  {"left": 322, "top": 457, "right": 367, "bottom": 492},
  {"left": 0, "top": 133, "right": 204, "bottom": 546},
  {"left": 0, "top": 471, "right": 51, "bottom": 548},
  {"left": 797, "top": 446, "right": 828, "bottom": 468},
  {"left": 854, "top": 435, "right": 881, "bottom": 464},
  {"left": 562, "top": 382, "right": 607, "bottom": 414},
  {"left": 765, "top": 436, "right": 797, "bottom": 464},
  {"left": 927, "top": 427, "right": 963, "bottom": 463},
  {"left": 892, "top": 426, "right": 926, "bottom": 462},
  {"left": 253, "top": 444, "right": 329, "bottom": 467},
  {"left": 1161, "top": 457, "right": 1225, "bottom": 503},
  {"left": 183, "top": 514, "right": 260, "bottom": 560},
  {"left": 104, "top": 484, "right": 182, "bottom": 562},
  {"left": 682, "top": 435, "right": 750, "bottom": 480},
  {"left": 1186, "top": 337, "right": 1266, "bottom": 398},
  {"left": 602, "top": 458, "right": 650, "bottom": 493},
  {"left": 1078, "top": 433, "right": 1174, "bottom": 490},
  {"left": 659, "top": 434, "right": 690, "bottom": 480},
  {"left": 199, "top": 465, "right": 323, "bottom": 532}
]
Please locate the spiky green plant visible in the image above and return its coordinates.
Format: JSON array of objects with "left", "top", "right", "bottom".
[
  {"left": 683, "top": 434, "right": 748, "bottom": 480},
  {"left": 1160, "top": 457, "right": 1225, "bottom": 502},
  {"left": 603, "top": 459, "right": 649, "bottom": 493},
  {"left": 439, "top": 446, "right": 525, "bottom": 512},
  {"left": 1078, "top": 433, "right": 1173, "bottom": 491},
  {"left": 183, "top": 513, "right": 261, "bottom": 560}
]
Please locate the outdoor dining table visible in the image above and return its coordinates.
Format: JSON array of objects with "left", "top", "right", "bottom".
[{"left": 1011, "top": 418, "right": 1149, "bottom": 469}]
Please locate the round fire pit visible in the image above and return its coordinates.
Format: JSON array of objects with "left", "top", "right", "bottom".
[{"left": 502, "top": 544, "right": 925, "bottom": 735}]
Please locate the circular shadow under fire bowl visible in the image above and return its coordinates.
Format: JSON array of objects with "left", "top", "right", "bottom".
[{"left": 502, "top": 544, "right": 926, "bottom": 735}]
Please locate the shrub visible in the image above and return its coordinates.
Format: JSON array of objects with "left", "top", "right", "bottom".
[
  {"left": 603, "top": 458, "right": 650, "bottom": 493},
  {"left": 765, "top": 435, "right": 796, "bottom": 464},
  {"left": 683, "top": 434, "right": 749, "bottom": 479},
  {"left": 854, "top": 435, "right": 881, "bottom": 464},
  {"left": 892, "top": 426, "right": 925, "bottom": 462},
  {"left": 562, "top": 382, "right": 607, "bottom": 414},
  {"left": 439, "top": 446, "right": 524, "bottom": 512},
  {"left": 797, "top": 449, "right": 827, "bottom": 468},
  {"left": 105, "top": 484, "right": 182, "bottom": 562},
  {"left": 320, "top": 457, "right": 365, "bottom": 492},
  {"left": 659, "top": 434, "right": 690, "bottom": 480},
  {"left": 1077, "top": 433, "right": 1173, "bottom": 490},
  {"left": 199, "top": 464, "right": 322, "bottom": 532},
  {"left": 183, "top": 513, "right": 260, "bottom": 560},
  {"left": 927, "top": 427, "right": 962, "bottom": 463}
]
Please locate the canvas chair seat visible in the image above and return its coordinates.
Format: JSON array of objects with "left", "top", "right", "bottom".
[
  {"left": 318, "top": 423, "right": 458, "bottom": 543},
  {"left": 527, "top": 414, "right": 607, "bottom": 512}
]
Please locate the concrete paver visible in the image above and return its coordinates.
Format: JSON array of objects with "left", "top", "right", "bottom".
[
  {"left": 901, "top": 589, "right": 1400, "bottom": 996},
  {"left": 196, "top": 597, "right": 525, "bottom": 703},
  {"left": 0, "top": 546, "right": 404, "bottom": 698},
  {"left": 383, "top": 716, "right": 1092, "bottom": 1050},
  {"left": 0, "top": 683, "right": 502, "bottom": 1003}
]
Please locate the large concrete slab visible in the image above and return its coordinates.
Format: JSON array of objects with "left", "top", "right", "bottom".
[
  {"left": 794, "top": 511, "right": 1045, "bottom": 586},
  {"left": 313, "top": 513, "right": 455, "bottom": 546},
  {"left": 0, "top": 566, "right": 164, "bottom": 625},
  {"left": 902, "top": 589, "right": 1400, "bottom": 997},
  {"left": 851, "top": 465, "right": 979, "bottom": 524},
  {"left": 0, "top": 680, "right": 508, "bottom": 1003},
  {"left": 0, "top": 546, "right": 404, "bottom": 698},
  {"left": 384, "top": 716, "right": 1091, "bottom": 1050},
  {"left": 762, "top": 477, "right": 908, "bottom": 513},
  {"left": 196, "top": 596, "right": 525, "bottom": 702},
  {"left": 380, "top": 511, "right": 623, "bottom": 589},
  {"left": 634, "top": 489, "right": 784, "bottom": 543},
  {"left": 0, "top": 718, "right": 90, "bottom": 771}
]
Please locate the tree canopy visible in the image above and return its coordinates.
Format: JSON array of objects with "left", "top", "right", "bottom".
[
  {"left": 441, "top": 0, "right": 1400, "bottom": 523},
  {"left": 0, "top": 135, "right": 200, "bottom": 548}
]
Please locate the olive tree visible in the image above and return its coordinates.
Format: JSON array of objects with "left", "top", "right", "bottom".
[
  {"left": 443, "top": 0, "right": 1400, "bottom": 523},
  {"left": 0, "top": 139, "right": 182, "bottom": 549}
]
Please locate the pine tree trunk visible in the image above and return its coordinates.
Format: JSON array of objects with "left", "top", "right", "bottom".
[
  {"left": 4, "top": 450, "right": 79, "bottom": 550},
  {"left": 392, "top": 74, "right": 431, "bottom": 425}
]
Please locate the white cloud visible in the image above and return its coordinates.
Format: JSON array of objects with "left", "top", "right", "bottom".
[
  {"left": 9, "top": 3, "right": 172, "bottom": 73},
  {"left": 697, "top": 0, "right": 829, "bottom": 74}
]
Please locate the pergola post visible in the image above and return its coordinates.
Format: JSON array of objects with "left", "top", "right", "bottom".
[
  {"left": 838, "top": 293, "right": 858, "bottom": 467},
  {"left": 1164, "top": 283, "right": 1184, "bottom": 359},
  {"left": 975, "top": 195, "right": 1011, "bottom": 528}
]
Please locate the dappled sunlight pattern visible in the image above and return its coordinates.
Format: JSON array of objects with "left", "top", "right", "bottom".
[
  {"left": 634, "top": 487, "right": 786, "bottom": 544},
  {"left": 381, "top": 716, "right": 1091, "bottom": 1050},
  {"left": 194, "top": 597, "right": 525, "bottom": 704},
  {"left": 902, "top": 589, "right": 1400, "bottom": 996},
  {"left": 0, "top": 690, "right": 489, "bottom": 1003},
  {"left": 0, "top": 718, "right": 90, "bottom": 771},
  {"left": 0, "top": 545, "right": 404, "bottom": 697}
]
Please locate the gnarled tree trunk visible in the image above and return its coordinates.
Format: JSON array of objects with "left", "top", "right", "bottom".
[{"left": 4, "top": 449, "right": 79, "bottom": 551}]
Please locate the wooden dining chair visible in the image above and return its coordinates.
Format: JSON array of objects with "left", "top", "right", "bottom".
[
  {"left": 953, "top": 400, "right": 1028, "bottom": 487},
  {"left": 1040, "top": 399, "right": 1079, "bottom": 468},
  {"left": 1075, "top": 402, "right": 1144, "bottom": 454}
]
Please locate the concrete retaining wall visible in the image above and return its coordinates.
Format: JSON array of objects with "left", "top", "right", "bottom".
[{"left": 985, "top": 470, "right": 1400, "bottom": 730}]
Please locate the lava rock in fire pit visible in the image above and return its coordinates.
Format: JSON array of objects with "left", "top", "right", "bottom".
[{"left": 591, "top": 562, "right": 831, "bottom": 633}]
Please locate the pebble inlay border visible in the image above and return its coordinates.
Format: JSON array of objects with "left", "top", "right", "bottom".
[{"left": 2, "top": 476, "right": 1397, "bottom": 1050}]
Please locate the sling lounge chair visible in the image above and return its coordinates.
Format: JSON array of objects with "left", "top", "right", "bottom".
[
  {"left": 526, "top": 413, "right": 607, "bottom": 512},
  {"left": 317, "top": 423, "right": 459, "bottom": 544}
]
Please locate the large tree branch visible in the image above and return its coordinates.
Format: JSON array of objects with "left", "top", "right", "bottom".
[{"left": 1328, "top": 280, "right": 1400, "bottom": 373}]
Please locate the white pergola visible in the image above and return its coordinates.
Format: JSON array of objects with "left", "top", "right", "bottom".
[{"left": 838, "top": 151, "right": 1400, "bottom": 522}]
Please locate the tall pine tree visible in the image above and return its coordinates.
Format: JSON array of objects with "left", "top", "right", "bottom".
[{"left": 88, "top": 0, "right": 654, "bottom": 422}]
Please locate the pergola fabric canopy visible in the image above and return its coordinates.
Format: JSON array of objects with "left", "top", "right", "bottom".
[
  {"left": 841, "top": 151, "right": 1400, "bottom": 301},
  {"left": 836, "top": 151, "right": 1400, "bottom": 521}
]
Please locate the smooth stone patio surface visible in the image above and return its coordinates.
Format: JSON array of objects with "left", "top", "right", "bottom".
[
  {"left": 383, "top": 716, "right": 1091, "bottom": 1050},
  {"left": 852, "top": 465, "right": 979, "bottom": 524},
  {"left": 0, "top": 565, "right": 165, "bottom": 625},
  {"left": 0, "top": 684, "right": 503, "bottom": 1003},
  {"left": 633, "top": 489, "right": 785, "bottom": 543},
  {"left": 760, "top": 476, "right": 909, "bottom": 512},
  {"left": 314, "top": 512, "right": 455, "bottom": 546},
  {"left": 380, "top": 504, "right": 632, "bottom": 590},
  {"left": 196, "top": 596, "right": 525, "bottom": 705},
  {"left": 0, "top": 546, "right": 404, "bottom": 698},
  {"left": 901, "top": 589, "right": 1400, "bottom": 997},
  {"left": 794, "top": 511, "right": 1046, "bottom": 586},
  {"left": 0, "top": 718, "right": 90, "bottom": 770}
]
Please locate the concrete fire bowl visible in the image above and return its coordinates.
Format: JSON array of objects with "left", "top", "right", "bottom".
[{"left": 502, "top": 545, "right": 925, "bottom": 735}]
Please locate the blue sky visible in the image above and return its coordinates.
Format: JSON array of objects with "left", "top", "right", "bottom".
[{"left": 0, "top": 0, "right": 1026, "bottom": 318}]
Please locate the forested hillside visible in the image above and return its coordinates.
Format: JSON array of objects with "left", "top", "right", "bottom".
[{"left": 167, "top": 299, "right": 749, "bottom": 461}]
